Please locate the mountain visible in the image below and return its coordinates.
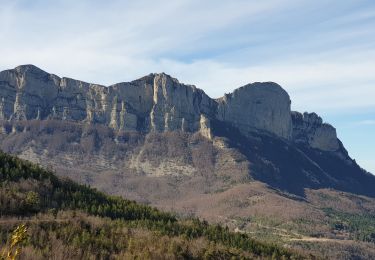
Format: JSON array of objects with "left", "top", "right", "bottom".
[
  {"left": 0, "top": 64, "right": 373, "bottom": 195},
  {"left": 1, "top": 64, "right": 375, "bottom": 258}
]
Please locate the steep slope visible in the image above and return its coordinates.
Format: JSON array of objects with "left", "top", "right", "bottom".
[
  {"left": 0, "top": 151, "right": 305, "bottom": 259},
  {"left": 211, "top": 119, "right": 375, "bottom": 197}
]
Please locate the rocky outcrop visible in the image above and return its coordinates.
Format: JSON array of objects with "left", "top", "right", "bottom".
[
  {"left": 199, "top": 114, "right": 212, "bottom": 140},
  {"left": 150, "top": 73, "right": 215, "bottom": 132},
  {"left": 0, "top": 66, "right": 217, "bottom": 134},
  {"left": 216, "top": 82, "right": 292, "bottom": 139},
  {"left": 0, "top": 65, "right": 342, "bottom": 152},
  {"left": 291, "top": 111, "right": 340, "bottom": 152}
]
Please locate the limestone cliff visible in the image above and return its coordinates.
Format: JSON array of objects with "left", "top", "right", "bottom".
[
  {"left": 291, "top": 112, "right": 340, "bottom": 152},
  {"left": 150, "top": 73, "right": 215, "bottom": 132},
  {"left": 0, "top": 66, "right": 217, "bottom": 135},
  {"left": 216, "top": 82, "right": 292, "bottom": 139},
  {"left": 0, "top": 65, "right": 341, "bottom": 152}
]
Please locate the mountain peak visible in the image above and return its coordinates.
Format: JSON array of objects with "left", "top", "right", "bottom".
[{"left": 14, "top": 64, "right": 47, "bottom": 74}]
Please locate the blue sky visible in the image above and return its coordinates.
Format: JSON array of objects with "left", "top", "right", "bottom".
[{"left": 0, "top": 0, "right": 374, "bottom": 173}]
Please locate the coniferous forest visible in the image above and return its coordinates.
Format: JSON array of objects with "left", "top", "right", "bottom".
[{"left": 0, "top": 151, "right": 313, "bottom": 259}]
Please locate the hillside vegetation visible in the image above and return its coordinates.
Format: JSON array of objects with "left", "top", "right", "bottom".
[{"left": 0, "top": 151, "right": 310, "bottom": 259}]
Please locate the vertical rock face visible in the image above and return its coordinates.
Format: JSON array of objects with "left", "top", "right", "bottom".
[
  {"left": 150, "top": 73, "right": 216, "bottom": 132},
  {"left": 0, "top": 66, "right": 217, "bottom": 134},
  {"left": 0, "top": 65, "right": 105, "bottom": 123},
  {"left": 0, "top": 65, "right": 343, "bottom": 152},
  {"left": 216, "top": 82, "right": 292, "bottom": 140},
  {"left": 291, "top": 112, "right": 340, "bottom": 151},
  {"left": 108, "top": 74, "right": 155, "bottom": 131}
]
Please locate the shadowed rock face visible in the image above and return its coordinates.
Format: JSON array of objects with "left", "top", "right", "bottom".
[
  {"left": 210, "top": 119, "right": 375, "bottom": 197},
  {"left": 0, "top": 64, "right": 340, "bottom": 152},
  {"left": 292, "top": 112, "right": 340, "bottom": 151}
]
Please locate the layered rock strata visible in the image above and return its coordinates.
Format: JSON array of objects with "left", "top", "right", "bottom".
[{"left": 0, "top": 65, "right": 341, "bottom": 151}]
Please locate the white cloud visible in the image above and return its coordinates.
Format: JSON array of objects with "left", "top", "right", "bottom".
[{"left": 357, "top": 120, "right": 375, "bottom": 125}]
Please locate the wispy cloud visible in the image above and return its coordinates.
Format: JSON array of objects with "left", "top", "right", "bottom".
[
  {"left": 357, "top": 120, "right": 375, "bottom": 125},
  {"left": 0, "top": 0, "right": 375, "bottom": 115}
]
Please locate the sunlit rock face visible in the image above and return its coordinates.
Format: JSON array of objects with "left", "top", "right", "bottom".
[
  {"left": 150, "top": 73, "right": 216, "bottom": 132},
  {"left": 216, "top": 82, "right": 292, "bottom": 140},
  {"left": 0, "top": 66, "right": 218, "bottom": 134},
  {"left": 0, "top": 64, "right": 341, "bottom": 152},
  {"left": 0, "top": 65, "right": 107, "bottom": 123},
  {"left": 291, "top": 111, "right": 340, "bottom": 152}
]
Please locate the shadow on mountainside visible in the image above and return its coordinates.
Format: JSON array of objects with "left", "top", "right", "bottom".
[{"left": 211, "top": 120, "right": 375, "bottom": 198}]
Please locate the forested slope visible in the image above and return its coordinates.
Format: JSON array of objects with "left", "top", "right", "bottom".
[{"left": 0, "top": 151, "right": 310, "bottom": 259}]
